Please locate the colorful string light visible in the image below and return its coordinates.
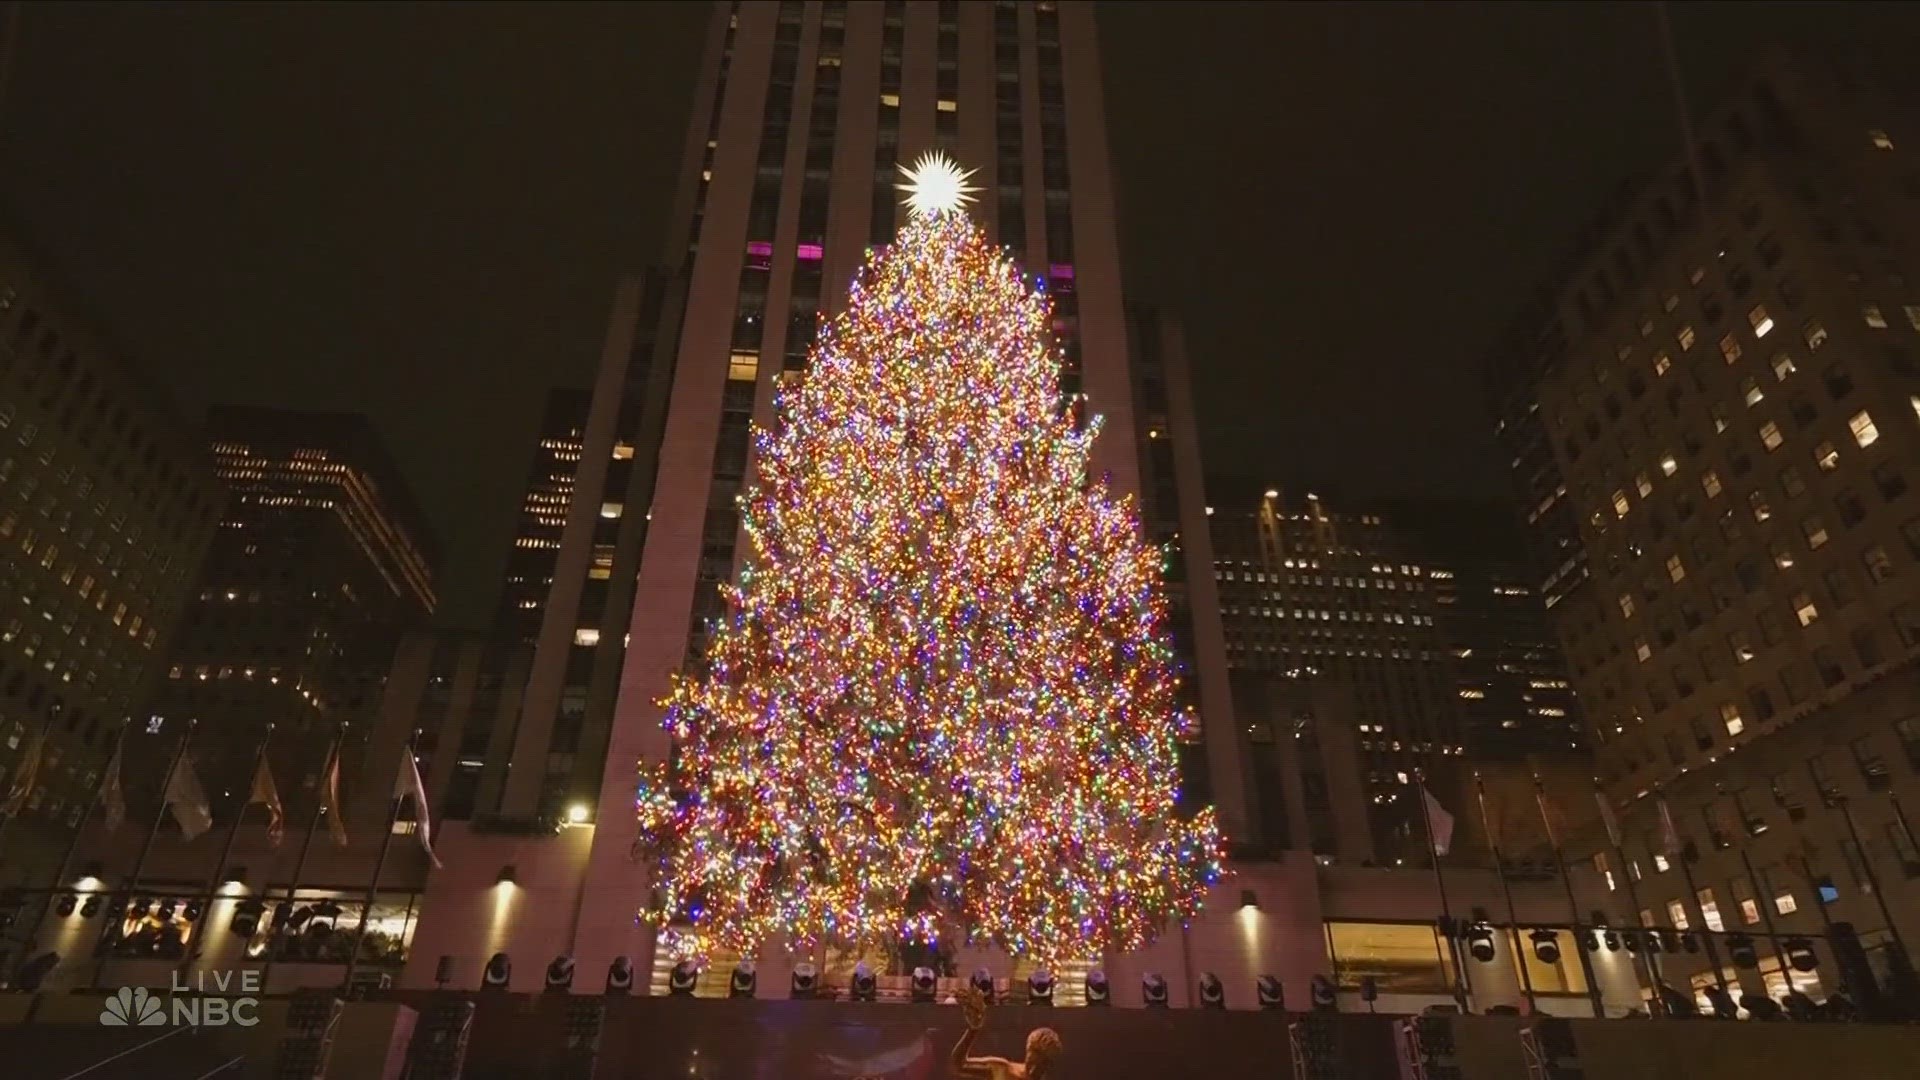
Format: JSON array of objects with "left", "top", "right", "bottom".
[{"left": 635, "top": 201, "right": 1223, "bottom": 966}]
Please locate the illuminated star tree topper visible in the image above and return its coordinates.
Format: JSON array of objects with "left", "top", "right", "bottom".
[
  {"left": 634, "top": 156, "right": 1223, "bottom": 967},
  {"left": 895, "top": 150, "right": 981, "bottom": 219}
]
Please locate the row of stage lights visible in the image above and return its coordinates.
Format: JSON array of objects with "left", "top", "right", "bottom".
[
  {"left": 0, "top": 887, "right": 351, "bottom": 941},
  {"left": 1442, "top": 912, "right": 1820, "bottom": 973},
  {"left": 479, "top": 951, "right": 1337, "bottom": 1010}
]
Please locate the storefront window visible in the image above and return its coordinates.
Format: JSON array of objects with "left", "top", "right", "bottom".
[{"left": 1326, "top": 921, "right": 1456, "bottom": 994}]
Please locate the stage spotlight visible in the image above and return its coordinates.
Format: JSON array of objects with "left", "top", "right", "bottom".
[
  {"left": 156, "top": 898, "right": 177, "bottom": 921},
  {"left": 312, "top": 900, "right": 343, "bottom": 926},
  {"left": 183, "top": 901, "right": 203, "bottom": 923},
  {"left": 730, "top": 960, "right": 756, "bottom": 999},
  {"left": 1198, "top": 971, "right": 1225, "bottom": 1009},
  {"left": 1027, "top": 969, "right": 1054, "bottom": 1006},
  {"left": 851, "top": 961, "right": 877, "bottom": 1002},
  {"left": 55, "top": 893, "right": 77, "bottom": 918},
  {"left": 1604, "top": 928, "right": 1621, "bottom": 951},
  {"left": 1726, "top": 934, "right": 1758, "bottom": 968},
  {"left": 1741, "top": 994, "right": 1783, "bottom": 1020},
  {"left": 1783, "top": 937, "right": 1819, "bottom": 972},
  {"left": 79, "top": 893, "right": 102, "bottom": 919},
  {"left": 791, "top": 961, "right": 818, "bottom": 999},
  {"left": 1583, "top": 929, "right": 1603, "bottom": 952},
  {"left": 970, "top": 968, "right": 995, "bottom": 1003},
  {"left": 273, "top": 901, "right": 296, "bottom": 929},
  {"left": 1141, "top": 972, "right": 1169, "bottom": 1008},
  {"left": 911, "top": 966, "right": 937, "bottom": 1003},
  {"left": 669, "top": 959, "right": 700, "bottom": 996},
  {"left": 1530, "top": 929, "right": 1561, "bottom": 965},
  {"left": 482, "top": 952, "right": 512, "bottom": 990},
  {"left": 607, "top": 955, "right": 634, "bottom": 994},
  {"left": 1256, "top": 975, "right": 1284, "bottom": 1011},
  {"left": 230, "top": 898, "right": 266, "bottom": 937},
  {"left": 1309, "top": 974, "right": 1338, "bottom": 1012},
  {"left": 1084, "top": 969, "right": 1110, "bottom": 1006},
  {"left": 546, "top": 955, "right": 576, "bottom": 992},
  {"left": 1466, "top": 922, "right": 1497, "bottom": 963}
]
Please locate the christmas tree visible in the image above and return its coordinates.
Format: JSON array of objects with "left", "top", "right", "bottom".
[{"left": 635, "top": 153, "right": 1222, "bottom": 966}]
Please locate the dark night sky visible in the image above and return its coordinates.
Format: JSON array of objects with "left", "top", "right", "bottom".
[{"left": 5, "top": 2, "right": 1919, "bottom": 625}]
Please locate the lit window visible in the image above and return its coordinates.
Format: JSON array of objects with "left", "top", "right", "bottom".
[
  {"left": 1667, "top": 554, "right": 1686, "bottom": 583},
  {"left": 1804, "top": 320, "right": 1829, "bottom": 350},
  {"left": 1618, "top": 593, "right": 1636, "bottom": 619},
  {"left": 1636, "top": 472, "right": 1654, "bottom": 497},
  {"left": 1636, "top": 638, "right": 1652, "bottom": 662},
  {"left": 1698, "top": 888, "right": 1725, "bottom": 932},
  {"left": 1457, "top": 687, "right": 1485, "bottom": 700},
  {"left": 1775, "top": 890, "right": 1798, "bottom": 915},
  {"left": 1655, "top": 853, "right": 1673, "bottom": 873},
  {"left": 1719, "top": 333, "right": 1743, "bottom": 364},
  {"left": 1740, "top": 898, "right": 1760, "bottom": 924},
  {"left": 1664, "top": 293, "right": 1680, "bottom": 312},
  {"left": 880, "top": 92, "right": 901, "bottom": 107},
  {"left": 1653, "top": 352, "right": 1672, "bottom": 376},
  {"left": 1774, "top": 542, "right": 1796, "bottom": 570},
  {"left": 1689, "top": 266, "right": 1706, "bottom": 286},
  {"left": 612, "top": 441, "right": 635, "bottom": 460},
  {"left": 728, "top": 350, "right": 759, "bottom": 382},
  {"left": 1700, "top": 470, "right": 1722, "bottom": 498},
  {"left": 1749, "top": 491, "right": 1771, "bottom": 522},
  {"left": 1803, "top": 517, "right": 1829, "bottom": 549},
  {"left": 1748, "top": 304, "right": 1774, "bottom": 337},
  {"left": 1742, "top": 377, "right": 1765, "bottom": 407},
  {"left": 1760, "top": 421, "right": 1784, "bottom": 451},
  {"left": 1660, "top": 453, "right": 1679, "bottom": 476},
  {"left": 573, "top": 628, "right": 601, "bottom": 647},
  {"left": 935, "top": 98, "right": 957, "bottom": 112},
  {"left": 1730, "top": 631, "right": 1756, "bottom": 664},
  {"left": 1721, "top": 703, "right": 1745, "bottom": 736},
  {"left": 1814, "top": 441, "right": 1840, "bottom": 471},
  {"left": 1912, "top": 393, "right": 1920, "bottom": 422},
  {"left": 1613, "top": 490, "right": 1631, "bottom": 518},
  {"left": 1906, "top": 305, "right": 1920, "bottom": 332},
  {"left": 1793, "top": 591, "right": 1819, "bottom": 627},
  {"left": 1865, "top": 304, "right": 1889, "bottom": 330},
  {"left": 1850, "top": 409, "right": 1880, "bottom": 448},
  {"left": 1669, "top": 899, "right": 1691, "bottom": 927},
  {"left": 600, "top": 502, "right": 624, "bottom": 519},
  {"left": 1864, "top": 545, "right": 1895, "bottom": 582},
  {"left": 1772, "top": 353, "right": 1796, "bottom": 381},
  {"left": 1870, "top": 129, "right": 1894, "bottom": 151},
  {"left": 1678, "top": 325, "right": 1697, "bottom": 351}
]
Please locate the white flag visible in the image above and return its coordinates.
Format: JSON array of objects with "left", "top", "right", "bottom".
[
  {"left": 395, "top": 748, "right": 442, "bottom": 868},
  {"left": 250, "top": 758, "right": 285, "bottom": 846},
  {"left": 1422, "top": 785, "right": 1455, "bottom": 858},
  {"left": 1595, "top": 789, "right": 1622, "bottom": 848},
  {"left": 165, "top": 753, "right": 213, "bottom": 841},
  {"left": 101, "top": 743, "right": 126, "bottom": 832},
  {"left": 1657, "top": 797, "right": 1685, "bottom": 857},
  {"left": 322, "top": 750, "right": 349, "bottom": 846}
]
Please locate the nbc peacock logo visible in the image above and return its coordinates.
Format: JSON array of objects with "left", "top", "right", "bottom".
[{"left": 99, "top": 985, "right": 168, "bottom": 1027}]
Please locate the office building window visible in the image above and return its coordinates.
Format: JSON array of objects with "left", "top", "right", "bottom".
[{"left": 1850, "top": 410, "right": 1880, "bottom": 448}]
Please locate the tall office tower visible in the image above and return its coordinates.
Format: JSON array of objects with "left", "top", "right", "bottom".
[
  {"left": 146, "top": 407, "right": 437, "bottom": 828},
  {"left": 495, "top": 389, "right": 590, "bottom": 647},
  {"left": 1209, "top": 492, "right": 1461, "bottom": 857},
  {"left": 1387, "top": 499, "right": 1587, "bottom": 760},
  {"left": 1489, "top": 50, "right": 1920, "bottom": 985},
  {"left": 409, "top": 1, "right": 1255, "bottom": 990},
  {"left": 0, "top": 229, "right": 222, "bottom": 878}
]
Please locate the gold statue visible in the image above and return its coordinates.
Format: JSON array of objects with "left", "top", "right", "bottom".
[{"left": 949, "top": 985, "right": 1061, "bottom": 1079}]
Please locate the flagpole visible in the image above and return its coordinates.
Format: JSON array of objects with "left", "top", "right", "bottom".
[
  {"left": 177, "top": 721, "right": 273, "bottom": 980},
  {"left": 90, "top": 717, "right": 197, "bottom": 990},
  {"left": 261, "top": 719, "right": 347, "bottom": 994},
  {"left": 1597, "top": 786, "right": 1665, "bottom": 1016},
  {"left": 1532, "top": 772, "right": 1604, "bottom": 1018},
  {"left": 341, "top": 731, "right": 412, "bottom": 994},
  {"left": 21, "top": 718, "right": 132, "bottom": 961},
  {"left": 1661, "top": 795, "right": 1731, "bottom": 998},
  {"left": 1415, "top": 770, "right": 1469, "bottom": 1012},
  {"left": 0, "top": 703, "right": 65, "bottom": 863},
  {"left": 1739, "top": 851, "right": 1795, "bottom": 985},
  {"left": 1474, "top": 772, "right": 1536, "bottom": 1014}
]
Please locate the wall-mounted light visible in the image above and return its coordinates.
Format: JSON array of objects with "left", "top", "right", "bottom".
[{"left": 497, "top": 865, "right": 517, "bottom": 885}]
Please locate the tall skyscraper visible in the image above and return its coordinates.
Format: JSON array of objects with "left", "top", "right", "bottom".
[
  {"left": 409, "top": 0, "right": 1252, "bottom": 992},
  {"left": 495, "top": 388, "right": 590, "bottom": 646},
  {"left": 0, "top": 227, "right": 223, "bottom": 881},
  {"left": 1489, "top": 49, "right": 1920, "bottom": 992},
  {"left": 146, "top": 407, "right": 437, "bottom": 825}
]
